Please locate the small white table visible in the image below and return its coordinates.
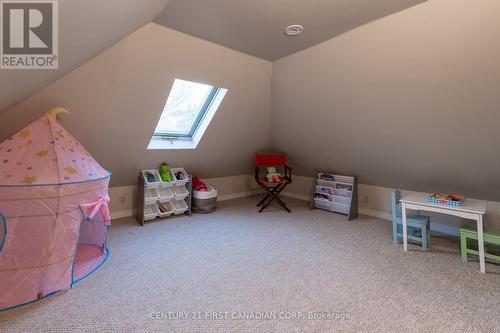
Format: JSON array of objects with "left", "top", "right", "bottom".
[{"left": 400, "top": 193, "right": 487, "bottom": 273}]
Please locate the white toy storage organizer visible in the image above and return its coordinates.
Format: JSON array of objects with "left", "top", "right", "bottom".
[
  {"left": 136, "top": 167, "right": 192, "bottom": 225},
  {"left": 310, "top": 172, "right": 358, "bottom": 220}
]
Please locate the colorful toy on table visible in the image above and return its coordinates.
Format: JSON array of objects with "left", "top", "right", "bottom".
[
  {"left": 192, "top": 176, "right": 208, "bottom": 192},
  {"left": 159, "top": 163, "right": 171, "bottom": 182},
  {"left": 266, "top": 167, "right": 281, "bottom": 183},
  {"left": 428, "top": 193, "right": 464, "bottom": 206}
]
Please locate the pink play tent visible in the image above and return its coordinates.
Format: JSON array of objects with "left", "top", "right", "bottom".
[{"left": 0, "top": 110, "right": 112, "bottom": 311}]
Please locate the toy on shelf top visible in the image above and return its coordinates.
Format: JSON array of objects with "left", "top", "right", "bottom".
[
  {"left": 428, "top": 193, "right": 465, "bottom": 207},
  {"left": 159, "top": 163, "right": 171, "bottom": 182}
]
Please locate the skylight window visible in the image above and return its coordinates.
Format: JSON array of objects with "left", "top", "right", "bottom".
[{"left": 148, "top": 79, "right": 227, "bottom": 149}]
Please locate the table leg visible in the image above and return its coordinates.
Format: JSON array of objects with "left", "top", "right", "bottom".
[
  {"left": 477, "top": 214, "right": 485, "bottom": 273},
  {"left": 402, "top": 202, "right": 408, "bottom": 251}
]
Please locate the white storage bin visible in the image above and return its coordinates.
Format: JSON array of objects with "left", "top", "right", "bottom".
[
  {"left": 193, "top": 187, "right": 217, "bottom": 199},
  {"left": 173, "top": 185, "right": 189, "bottom": 199},
  {"left": 172, "top": 200, "right": 189, "bottom": 215},
  {"left": 158, "top": 201, "right": 174, "bottom": 217},
  {"left": 192, "top": 186, "right": 218, "bottom": 214},
  {"left": 144, "top": 203, "right": 160, "bottom": 221},
  {"left": 160, "top": 178, "right": 174, "bottom": 187},
  {"left": 314, "top": 198, "right": 331, "bottom": 211},
  {"left": 156, "top": 168, "right": 174, "bottom": 186},
  {"left": 332, "top": 195, "right": 351, "bottom": 206},
  {"left": 158, "top": 186, "right": 174, "bottom": 202},
  {"left": 142, "top": 169, "right": 163, "bottom": 186},
  {"left": 171, "top": 167, "right": 189, "bottom": 185},
  {"left": 331, "top": 202, "right": 350, "bottom": 215},
  {"left": 144, "top": 187, "right": 159, "bottom": 204}
]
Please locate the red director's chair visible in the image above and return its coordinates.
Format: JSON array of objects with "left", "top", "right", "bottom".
[{"left": 255, "top": 153, "right": 292, "bottom": 213}]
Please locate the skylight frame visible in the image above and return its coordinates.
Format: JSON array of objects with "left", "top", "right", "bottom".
[
  {"left": 153, "top": 83, "right": 221, "bottom": 139},
  {"left": 148, "top": 79, "right": 228, "bottom": 150}
]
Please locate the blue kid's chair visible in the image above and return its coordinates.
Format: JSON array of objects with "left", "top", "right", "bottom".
[{"left": 391, "top": 190, "right": 431, "bottom": 250}]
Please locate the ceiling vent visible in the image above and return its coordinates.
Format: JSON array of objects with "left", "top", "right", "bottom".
[{"left": 284, "top": 24, "right": 303, "bottom": 36}]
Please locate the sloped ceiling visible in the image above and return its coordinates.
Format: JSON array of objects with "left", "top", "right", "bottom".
[
  {"left": 0, "top": 23, "right": 272, "bottom": 187},
  {"left": 0, "top": 0, "right": 169, "bottom": 113},
  {"left": 155, "top": 0, "right": 426, "bottom": 61},
  {"left": 2, "top": 0, "right": 499, "bottom": 203}
]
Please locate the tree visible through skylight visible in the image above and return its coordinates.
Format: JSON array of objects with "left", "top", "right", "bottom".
[
  {"left": 154, "top": 79, "right": 215, "bottom": 136},
  {"left": 149, "top": 78, "right": 227, "bottom": 149}
]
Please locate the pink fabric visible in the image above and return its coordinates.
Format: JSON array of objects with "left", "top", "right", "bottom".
[
  {"left": 80, "top": 196, "right": 111, "bottom": 225},
  {"left": 0, "top": 114, "right": 110, "bottom": 186},
  {"left": 72, "top": 244, "right": 107, "bottom": 282},
  {"left": 0, "top": 113, "right": 111, "bottom": 310}
]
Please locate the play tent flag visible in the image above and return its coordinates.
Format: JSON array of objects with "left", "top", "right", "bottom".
[{"left": 0, "top": 110, "right": 112, "bottom": 311}]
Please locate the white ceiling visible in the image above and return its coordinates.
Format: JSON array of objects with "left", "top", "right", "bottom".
[
  {"left": 155, "top": 0, "right": 427, "bottom": 61},
  {"left": 0, "top": 0, "right": 169, "bottom": 113}
]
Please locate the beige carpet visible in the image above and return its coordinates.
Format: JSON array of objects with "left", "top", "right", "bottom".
[{"left": 1, "top": 197, "right": 499, "bottom": 333}]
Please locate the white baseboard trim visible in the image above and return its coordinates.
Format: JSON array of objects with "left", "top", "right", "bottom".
[
  {"left": 282, "top": 191, "right": 310, "bottom": 201},
  {"left": 109, "top": 191, "right": 394, "bottom": 225},
  {"left": 109, "top": 191, "right": 261, "bottom": 219},
  {"left": 217, "top": 190, "right": 261, "bottom": 201},
  {"left": 111, "top": 209, "right": 136, "bottom": 220},
  {"left": 282, "top": 192, "right": 395, "bottom": 222},
  {"left": 359, "top": 207, "right": 392, "bottom": 221}
]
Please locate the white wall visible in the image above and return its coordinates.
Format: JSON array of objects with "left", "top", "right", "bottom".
[
  {"left": 272, "top": 0, "right": 500, "bottom": 201},
  {"left": 3, "top": 1, "right": 500, "bottom": 231},
  {"left": 0, "top": 23, "right": 272, "bottom": 187},
  {"left": 109, "top": 175, "right": 261, "bottom": 219},
  {"left": 110, "top": 172, "right": 500, "bottom": 233},
  {"left": 282, "top": 175, "right": 500, "bottom": 232}
]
